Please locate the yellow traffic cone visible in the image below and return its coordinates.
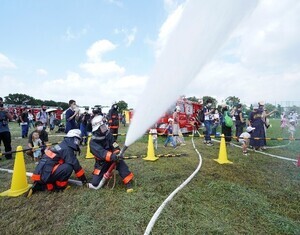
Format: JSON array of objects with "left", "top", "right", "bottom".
[
  {"left": 143, "top": 134, "right": 158, "bottom": 161},
  {"left": 0, "top": 146, "right": 32, "bottom": 197},
  {"left": 85, "top": 134, "right": 94, "bottom": 159},
  {"left": 214, "top": 134, "right": 233, "bottom": 164}
]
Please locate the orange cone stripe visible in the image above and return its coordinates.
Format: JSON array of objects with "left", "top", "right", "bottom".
[
  {"left": 93, "top": 169, "right": 101, "bottom": 175},
  {"left": 56, "top": 180, "right": 68, "bottom": 187},
  {"left": 123, "top": 172, "right": 134, "bottom": 184},
  {"left": 75, "top": 168, "right": 85, "bottom": 177},
  {"left": 45, "top": 149, "right": 56, "bottom": 159},
  {"left": 31, "top": 174, "right": 41, "bottom": 181},
  {"left": 105, "top": 152, "right": 112, "bottom": 162}
]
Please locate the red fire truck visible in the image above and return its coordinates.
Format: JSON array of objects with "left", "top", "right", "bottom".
[{"left": 156, "top": 97, "right": 202, "bottom": 134}]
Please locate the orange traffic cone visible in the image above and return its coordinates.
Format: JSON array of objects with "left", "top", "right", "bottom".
[
  {"left": 214, "top": 134, "right": 233, "bottom": 164},
  {"left": 143, "top": 134, "right": 158, "bottom": 161},
  {"left": 85, "top": 134, "right": 94, "bottom": 159},
  {"left": 0, "top": 146, "right": 32, "bottom": 197}
]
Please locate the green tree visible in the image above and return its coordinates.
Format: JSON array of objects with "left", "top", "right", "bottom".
[
  {"left": 187, "top": 96, "right": 199, "bottom": 102},
  {"left": 117, "top": 100, "right": 128, "bottom": 114},
  {"left": 4, "top": 93, "right": 36, "bottom": 105},
  {"left": 225, "top": 96, "right": 240, "bottom": 108},
  {"left": 202, "top": 96, "right": 217, "bottom": 107}
]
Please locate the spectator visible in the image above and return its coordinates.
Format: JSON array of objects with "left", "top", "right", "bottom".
[
  {"left": 232, "top": 104, "right": 245, "bottom": 141},
  {"left": 211, "top": 109, "right": 220, "bottom": 136},
  {"left": 163, "top": 118, "right": 177, "bottom": 148},
  {"left": 36, "top": 104, "right": 48, "bottom": 129},
  {"left": 221, "top": 105, "right": 232, "bottom": 144},
  {"left": 239, "top": 126, "right": 255, "bottom": 155},
  {"left": 248, "top": 104, "right": 265, "bottom": 150},
  {"left": 288, "top": 119, "right": 296, "bottom": 139},
  {"left": 28, "top": 110, "right": 35, "bottom": 129},
  {"left": 203, "top": 99, "right": 214, "bottom": 146},
  {"left": 48, "top": 111, "right": 56, "bottom": 131},
  {"left": 31, "top": 131, "right": 42, "bottom": 164},
  {"left": 0, "top": 97, "right": 13, "bottom": 159},
  {"left": 65, "top": 99, "right": 79, "bottom": 133},
  {"left": 27, "top": 121, "right": 49, "bottom": 159},
  {"left": 20, "top": 107, "right": 29, "bottom": 138},
  {"left": 79, "top": 107, "right": 91, "bottom": 145},
  {"left": 280, "top": 113, "right": 288, "bottom": 131}
]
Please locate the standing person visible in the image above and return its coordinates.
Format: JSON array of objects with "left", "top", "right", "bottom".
[
  {"left": 163, "top": 118, "right": 177, "bottom": 148},
  {"left": 79, "top": 107, "right": 91, "bottom": 145},
  {"left": 232, "top": 104, "right": 245, "bottom": 141},
  {"left": 28, "top": 110, "right": 35, "bottom": 129},
  {"left": 31, "top": 131, "right": 42, "bottom": 164},
  {"left": 20, "top": 107, "right": 29, "bottom": 138},
  {"left": 248, "top": 105, "right": 265, "bottom": 150},
  {"left": 107, "top": 103, "right": 119, "bottom": 141},
  {"left": 203, "top": 99, "right": 214, "bottom": 146},
  {"left": 211, "top": 109, "right": 220, "bottom": 136},
  {"left": 65, "top": 100, "right": 79, "bottom": 133},
  {"left": 49, "top": 111, "right": 56, "bottom": 131},
  {"left": 0, "top": 97, "right": 13, "bottom": 159},
  {"left": 221, "top": 105, "right": 232, "bottom": 144},
  {"left": 36, "top": 104, "right": 48, "bottom": 129},
  {"left": 89, "top": 116, "right": 134, "bottom": 192},
  {"left": 27, "top": 129, "right": 87, "bottom": 197},
  {"left": 172, "top": 106, "right": 185, "bottom": 145}
]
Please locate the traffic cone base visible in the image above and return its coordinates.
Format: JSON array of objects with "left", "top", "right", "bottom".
[
  {"left": 214, "top": 134, "right": 233, "bottom": 164},
  {"left": 143, "top": 134, "right": 158, "bottom": 161},
  {"left": 0, "top": 146, "right": 32, "bottom": 197}
]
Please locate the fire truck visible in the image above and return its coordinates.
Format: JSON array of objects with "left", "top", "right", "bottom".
[{"left": 156, "top": 97, "right": 202, "bottom": 134}]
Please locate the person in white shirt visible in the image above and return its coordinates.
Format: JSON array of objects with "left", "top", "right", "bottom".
[{"left": 239, "top": 126, "right": 255, "bottom": 155}]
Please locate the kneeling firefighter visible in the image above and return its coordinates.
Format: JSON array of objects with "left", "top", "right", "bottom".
[
  {"left": 89, "top": 115, "right": 134, "bottom": 192},
  {"left": 28, "top": 129, "right": 87, "bottom": 196}
]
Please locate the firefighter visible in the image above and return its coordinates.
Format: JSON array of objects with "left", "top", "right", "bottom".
[
  {"left": 89, "top": 115, "right": 134, "bottom": 192},
  {"left": 27, "top": 129, "right": 87, "bottom": 197},
  {"left": 107, "top": 103, "right": 119, "bottom": 141}
]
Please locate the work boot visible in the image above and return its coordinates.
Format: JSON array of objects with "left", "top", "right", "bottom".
[{"left": 126, "top": 182, "right": 133, "bottom": 193}]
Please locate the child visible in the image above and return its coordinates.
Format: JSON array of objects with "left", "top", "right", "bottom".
[
  {"left": 288, "top": 120, "right": 296, "bottom": 139},
  {"left": 31, "top": 131, "right": 42, "bottom": 164},
  {"left": 163, "top": 118, "right": 177, "bottom": 148},
  {"left": 149, "top": 124, "right": 158, "bottom": 150},
  {"left": 239, "top": 126, "right": 255, "bottom": 155}
]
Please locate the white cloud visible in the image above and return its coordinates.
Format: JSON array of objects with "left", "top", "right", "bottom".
[
  {"left": 36, "top": 69, "right": 48, "bottom": 76},
  {"left": 62, "top": 27, "right": 88, "bottom": 41},
  {"left": 114, "top": 27, "right": 137, "bottom": 47},
  {"left": 0, "top": 53, "right": 17, "bottom": 69},
  {"left": 80, "top": 39, "right": 125, "bottom": 77}
]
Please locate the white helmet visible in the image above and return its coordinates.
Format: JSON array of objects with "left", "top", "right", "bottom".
[
  {"left": 175, "top": 106, "right": 181, "bottom": 112},
  {"left": 66, "top": 129, "right": 82, "bottom": 140},
  {"left": 92, "top": 115, "right": 104, "bottom": 132}
]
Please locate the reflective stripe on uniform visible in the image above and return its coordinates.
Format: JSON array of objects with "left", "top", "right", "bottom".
[
  {"left": 109, "top": 126, "right": 118, "bottom": 129},
  {"left": 56, "top": 180, "right": 68, "bottom": 187},
  {"left": 47, "top": 183, "right": 54, "bottom": 191},
  {"left": 93, "top": 169, "right": 101, "bottom": 175},
  {"left": 75, "top": 168, "right": 85, "bottom": 177},
  {"left": 52, "top": 164, "right": 59, "bottom": 174},
  {"left": 45, "top": 149, "right": 56, "bottom": 159},
  {"left": 105, "top": 152, "right": 112, "bottom": 162},
  {"left": 31, "top": 174, "right": 41, "bottom": 181},
  {"left": 113, "top": 149, "right": 120, "bottom": 154},
  {"left": 123, "top": 172, "right": 134, "bottom": 184}
]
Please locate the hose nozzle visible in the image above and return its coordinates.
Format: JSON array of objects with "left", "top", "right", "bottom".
[{"left": 119, "top": 145, "right": 128, "bottom": 157}]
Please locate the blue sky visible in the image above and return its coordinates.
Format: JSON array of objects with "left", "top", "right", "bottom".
[{"left": 1, "top": 0, "right": 300, "bottom": 108}]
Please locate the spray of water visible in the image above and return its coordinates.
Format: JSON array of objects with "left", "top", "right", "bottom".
[{"left": 125, "top": 0, "right": 257, "bottom": 147}]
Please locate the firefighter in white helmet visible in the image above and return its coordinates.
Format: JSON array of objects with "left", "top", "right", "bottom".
[
  {"left": 89, "top": 115, "right": 134, "bottom": 192},
  {"left": 27, "top": 129, "right": 87, "bottom": 197}
]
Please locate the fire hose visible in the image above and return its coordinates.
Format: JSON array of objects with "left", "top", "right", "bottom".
[{"left": 88, "top": 145, "right": 128, "bottom": 190}]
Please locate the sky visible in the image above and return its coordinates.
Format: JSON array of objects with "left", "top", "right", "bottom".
[{"left": 0, "top": 0, "right": 300, "bottom": 109}]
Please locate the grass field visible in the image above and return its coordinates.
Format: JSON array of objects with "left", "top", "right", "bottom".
[{"left": 0, "top": 120, "right": 300, "bottom": 234}]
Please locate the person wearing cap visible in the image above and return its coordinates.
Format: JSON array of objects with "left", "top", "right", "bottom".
[
  {"left": 27, "top": 129, "right": 87, "bottom": 196},
  {"left": 89, "top": 115, "right": 134, "bottom": 192},
  {"left": 239, "top": 126, "right": 255, "bottom": 155},
  {"left": 163, "top": 118, "right": 177, "bottom": 148},
  {"left": 79, "top": 107, "right": 91, "bottom": 145},
  {"left": 248, "top": 104, "right": 265, "bottom": 150},
  {"left": 0, "top": 97, "right": 13, "bottom": 159}
]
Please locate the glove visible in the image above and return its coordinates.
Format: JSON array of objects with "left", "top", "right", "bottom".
[{"left": 78, "top": 174, "right": 88, "bottom": 185}]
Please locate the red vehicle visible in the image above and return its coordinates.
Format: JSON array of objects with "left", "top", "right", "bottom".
[{"left": 156, "top": 97, "right": 202, "bottom": 134}]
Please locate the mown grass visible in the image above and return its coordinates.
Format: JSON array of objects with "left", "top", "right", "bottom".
[{"left": 0, "top": 120, "right": 299, "bottom": 234}]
